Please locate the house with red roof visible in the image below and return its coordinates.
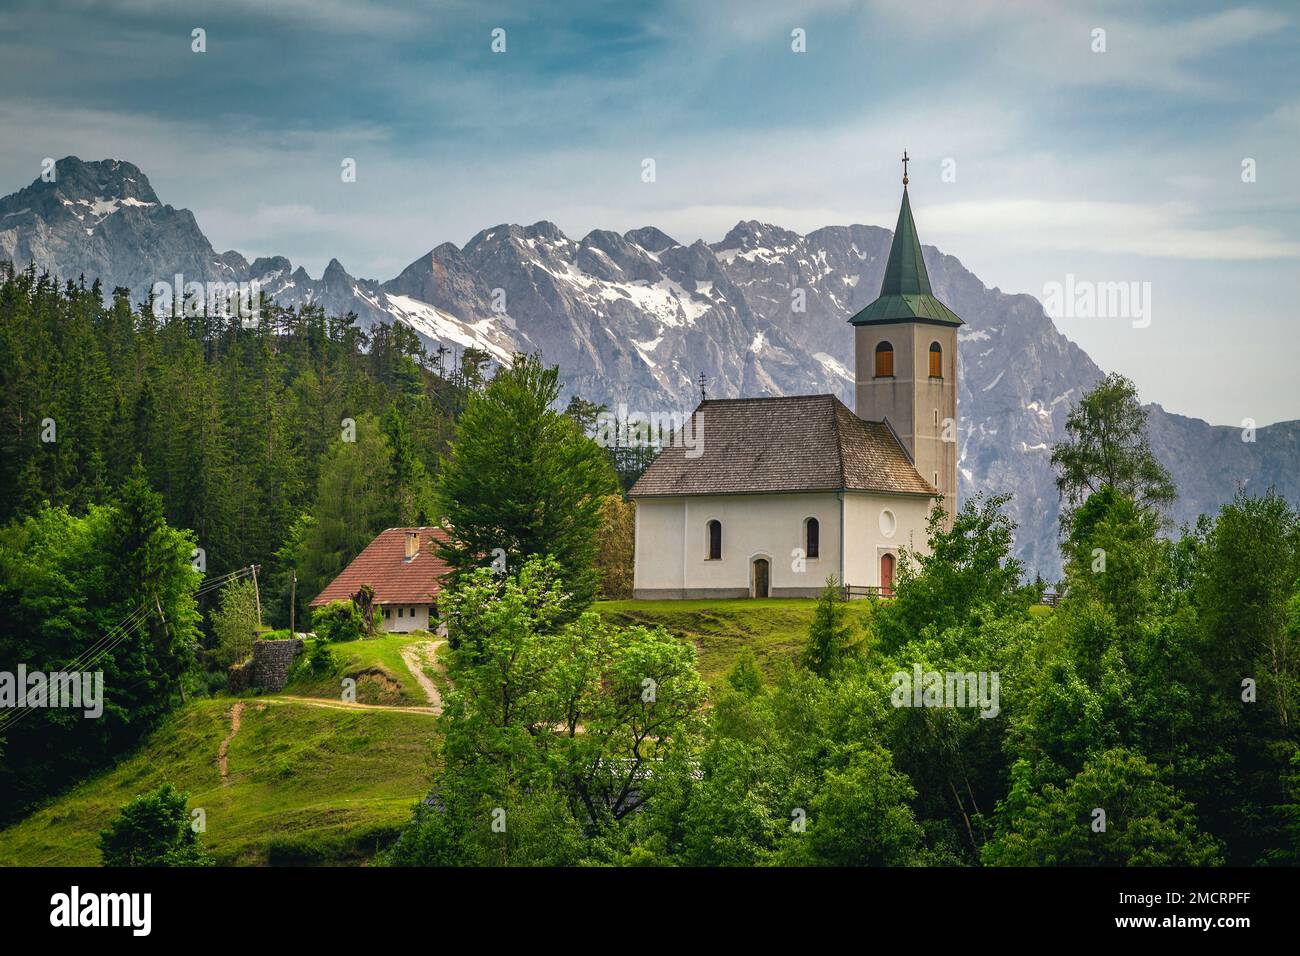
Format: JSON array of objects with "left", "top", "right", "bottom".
[{"left": 309, "top": 527, "right": 452, "bottom": 633}]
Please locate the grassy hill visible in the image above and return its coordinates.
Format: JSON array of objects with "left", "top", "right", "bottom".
[
  {"left": 594, "top": 597, "right": 861, "bottom": 686},
  {"left": 0, "top": 697, "right": 437, "bottom": 866},
  {"left": 0, "top": 600, "right": 828, "bottom": 866}
]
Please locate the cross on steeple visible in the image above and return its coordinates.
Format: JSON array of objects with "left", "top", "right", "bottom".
[{"left": 901, "top": 150, "right": 910, "bottom": 187}]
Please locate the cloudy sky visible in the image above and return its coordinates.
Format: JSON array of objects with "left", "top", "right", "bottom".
[{"left": 1, "top": 0, "right": 1296, "bottom": 424}]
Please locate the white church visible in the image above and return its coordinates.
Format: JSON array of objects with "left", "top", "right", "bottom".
[{"left": 629, "top": 164, "right": 960, "bottom": 599}]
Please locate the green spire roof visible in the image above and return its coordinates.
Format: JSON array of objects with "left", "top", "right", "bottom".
[
  {"left": 849, "top": 186, "right": 962, "bottom": 327},
  {"left": 880, "top": 188, "right": 931, "bottom": 296}
]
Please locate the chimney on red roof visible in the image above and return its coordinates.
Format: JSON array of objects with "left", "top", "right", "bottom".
[{"left": 404, "top": 531, "right": 419, "bottom": 560}]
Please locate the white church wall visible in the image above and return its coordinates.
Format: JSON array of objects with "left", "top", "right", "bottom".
[
  {"left": 841, "top": 491, "right": 933, "bottom": 589},
  {"left": 633, "top": 497, "right": 685, "bottom": 593},
  {"left": 633, "top": 492, "right": 842, "bottom": 599}
]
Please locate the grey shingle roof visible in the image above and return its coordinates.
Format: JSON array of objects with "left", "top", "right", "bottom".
[{"left": 628, "top": 394, "right": 938, "bottom": 498}]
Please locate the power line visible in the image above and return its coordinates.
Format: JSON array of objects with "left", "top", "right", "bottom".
[
  {"left": 28, "top": 564, "right": 248, "bottom": 679},
  {"left": 0, "top": 566, "right": 255, "bottom": 737}
]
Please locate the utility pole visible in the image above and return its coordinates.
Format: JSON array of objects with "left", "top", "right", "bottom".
[
  {"left": 251, "top": 564, "right": 263, "bottom": 630},
  {"left": 289, "top": 570, "right": 297, "bottom": 636},
  {"left": 155, "top": 593, "right": 185, "bottom": 704}
]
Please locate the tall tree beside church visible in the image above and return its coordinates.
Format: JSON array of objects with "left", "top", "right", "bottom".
[
  {"left": 435, "top": 353, "right": 618, "bottom": 609},
  {"left": 593, "top": 493, "right": 634, "bottom": 599},
  {"left": 1194, "top": 490, "right": 1300, "bottom": 727},
  {"left": 1050, "top": 372, "right": 1176, "bottom": 521}
]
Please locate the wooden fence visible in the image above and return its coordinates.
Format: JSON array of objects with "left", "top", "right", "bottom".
[{"left": 841, "top": 585, "right": 1065, "bottom": 606}]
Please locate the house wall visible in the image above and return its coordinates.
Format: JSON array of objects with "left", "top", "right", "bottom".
[
  {"left": 633, "top": 492, "right": 843, "bottom": 599},
  {"left": 380, "top": 603, "right": 432, "bottom": 633}
]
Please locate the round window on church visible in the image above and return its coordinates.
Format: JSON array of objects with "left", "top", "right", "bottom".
[{"left": 879, "top": 509, "right": 897, "bottom": 539}]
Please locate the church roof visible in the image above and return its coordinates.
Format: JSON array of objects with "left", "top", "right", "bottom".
[
  {"left": 849, "top": 187, "right": 963, "bottom": 328},
  {"left": 628, "top": 394, "right": 938, "bottom": 499}
]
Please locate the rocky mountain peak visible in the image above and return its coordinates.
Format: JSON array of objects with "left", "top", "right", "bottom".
[
  {"left": 717, "top": 220, "right": 800, "bottom": 253},
  {"left": 250, "top": 256, "right": 292, "bottom": 281},
  {"left": 50, "top": 156, "right": 160, "bottom": 206},
  {"left": 623, "top": 226, "right": 679, "bottom": 254},
  {"left": 523, "top": 220, "right": 567, "bottom": 243},
  {"left": 322, "top": 257, "right": 352, "bottom": 283}
]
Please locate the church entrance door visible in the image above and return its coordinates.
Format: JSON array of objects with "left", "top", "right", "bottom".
[
  {"left": 752, "top": 558, "right": 770, "bottom": 598},
  {"left": 880, "top": 552, "right": 895, "bottom": 597}
]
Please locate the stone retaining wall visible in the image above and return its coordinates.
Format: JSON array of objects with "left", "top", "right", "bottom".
[
  {"left": 226, "top": 638, "right": 304, "bottom": 693},
  {"left": 252, "top": 638, "right": 304, "bottom": 692}
]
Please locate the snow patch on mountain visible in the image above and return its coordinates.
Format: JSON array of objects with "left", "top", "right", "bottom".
[
  {"left": 382, "top": 294, "right": 514, "bottom": 363},
  {"left": 813, "top": 352, "right": 853, "bottom": 381}
]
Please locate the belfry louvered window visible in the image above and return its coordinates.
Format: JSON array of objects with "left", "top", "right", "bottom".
[
  {"left": 874, "top": 341, "right": 894, "bottom": 378},
  {"left": 929, "top": 341, "right": 943, "bottom": 378}
]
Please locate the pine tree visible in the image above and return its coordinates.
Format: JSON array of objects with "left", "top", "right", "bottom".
[
  {"left": 802, "top": 577, "right": 858, "bottom": 677},
  {"left": 384, "top": 403, "right": 434, "bottom": 525},
  {"left": 435, "top": 354, "right": 618, "bottom": 610},
  {"left": 289, "top": 413, "right": 397, "bottom": 605}
]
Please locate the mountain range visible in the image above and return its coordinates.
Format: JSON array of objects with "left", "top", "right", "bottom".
[{"left": 3, "top": 157, "right": 1296, "bottom": 579}]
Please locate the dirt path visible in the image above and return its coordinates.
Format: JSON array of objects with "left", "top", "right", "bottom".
[
  {"left": 238, "top": 640, "right": 446, "bottom": 720},
  {"left": 399, "top": 640, "right": 445, "bottom": 713},
  {"left": 266, "top": 695, "right": 439, "bottom": 716},
  {"left": 218, "top": 701, "right": 244, "bottom": 784}
]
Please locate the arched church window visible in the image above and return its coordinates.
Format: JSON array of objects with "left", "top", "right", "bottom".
[
  {"left": 805, "top": 517, "right": 820, "bottom": 559},
  {"left": 874, "top": 341, "right": 894, "bottom": 378},
  {"left": 706, "top": 519, "right": 722, "bottom": 560},
  {"left": 929, "top": 341, "right": 943, "bottom": 378}
]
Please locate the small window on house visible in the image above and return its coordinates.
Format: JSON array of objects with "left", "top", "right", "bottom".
[
  {"left": 929, "top": 341, "right": 943, "bottom": 378},
  {"left": 805, "top": 517, "right": 820, "bottom": 559},
  {"left": 398, "top": 607, "right": 404, "bottom": 618},
  {"left": 874, "top": 341, "right": 894, "bottom": 378},
  {"left": 706, "top": 519, "right": 722, "bottom": 560}
]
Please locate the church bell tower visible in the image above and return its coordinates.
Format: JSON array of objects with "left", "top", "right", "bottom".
[{"left": 849, "top": 153, "right": 962, "bottom": 525}]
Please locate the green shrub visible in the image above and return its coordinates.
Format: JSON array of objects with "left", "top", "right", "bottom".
[
  {"left": 98, "top": 783, "right": 213, "bottom": 867},
  {"left": 312, "top": 599, "right": 367, "bottom": 642},
  {"left": 306, "top": 637, "right": 338, "bottom": 675},
  {"left": 267, "top": 824, "right": 403, "bottom": 865}
]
